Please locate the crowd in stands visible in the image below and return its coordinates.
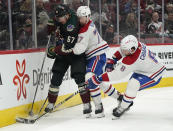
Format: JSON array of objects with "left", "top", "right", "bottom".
[
  {"left": 97, "top": 0, "right": 173, "bottom": 44},
  {"left": 0, "top": 0, "right": 60, "bottom": 50},
  {"left": 0, "top": 0, "right": 173, "bottom": 50}
]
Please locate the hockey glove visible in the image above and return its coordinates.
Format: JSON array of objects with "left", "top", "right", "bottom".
[
  {"left": 105, "top": 58, "right": 117, "bottom": 72},
  {"left": 54, "top": 45, "right": 69, "bottom": 56},
  {"left": 47, "top": 46, "right": 57, "bottom": 59}
]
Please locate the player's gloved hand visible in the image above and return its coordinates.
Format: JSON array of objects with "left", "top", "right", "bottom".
[
  {"left": 105, "top": 58, "right": 117, "bottom": 72},
  {"left": 47, "top": 20, "right": 55, "bottom": 35},
  {"left": 54, "top": 45, "right": 69, "bottom": 56},
  {"left": 47, "top": 46, "right": 57, "bottom": 59},
  {"left": 86, "top": 75, "right": 102, "bottom": 89},
  {"left": 61, "top": 44, "right": 73, "bottom": 54}
]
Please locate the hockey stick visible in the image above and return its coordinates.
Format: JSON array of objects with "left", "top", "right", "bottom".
[
  {"left": 38, "top": 96, "right": 48, "bottom": 115},
  {"left": 29, "top": 35, "right": 51, "bottom": 116},
  {"left": 16, "top": 90, "right": 79, "bottom": 124}
]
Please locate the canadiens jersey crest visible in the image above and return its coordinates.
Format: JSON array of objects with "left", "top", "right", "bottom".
[
  {"left": 120, "top": 65, "right": 126, "bottom": 72},
  {"left": 67, "top": 24, "right": 74, "bottom": 32}
]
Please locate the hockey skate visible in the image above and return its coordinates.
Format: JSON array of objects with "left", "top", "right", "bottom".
[
  {"left": 95, "top": 103, "right": 105, "bottom": 118},
  {"left": 116, "top": 93, "right": 133, "bottom": 110},
  {"left": 44, "top": 102, "right": 55, "bottom": 113},
  {"left": 117, "top": 92, "right": 123, "bottom": 106},
  {"left": 83, "top": 103, "right": 92, "bottom": 118},
  {"left": 112, "top": 102, "right": 133, "bottom": 119}
]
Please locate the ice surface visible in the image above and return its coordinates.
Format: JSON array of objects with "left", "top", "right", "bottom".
[{"left": 1, "top": 87, "right": 173, "bottom": 131}]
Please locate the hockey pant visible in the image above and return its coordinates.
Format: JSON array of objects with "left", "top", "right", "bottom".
[{"left": 86, "top": 53, "right": 119, "bottom": 106}]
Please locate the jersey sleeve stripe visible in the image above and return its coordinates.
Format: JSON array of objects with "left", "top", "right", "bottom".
[
  {"left": 86, "top": 44, "right": 109, "bottom": 58},
  {"left": 150, "top": 66, "right": 165, "bottom": 79}
]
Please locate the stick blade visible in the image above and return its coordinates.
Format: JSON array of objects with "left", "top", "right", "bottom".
[{"left": 16, "top": 117, "right": 36, "bottom": 124}]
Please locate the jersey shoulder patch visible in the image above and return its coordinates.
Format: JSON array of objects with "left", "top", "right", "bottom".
[
  {"left": 79, "top": 20, "right": 92, "bottom": 34},
  {"left": 122, "top": 47, "right": 141, "bottom": 65},
  {"left": 67, "top": 24, "right": 75, "bottom": 32}
]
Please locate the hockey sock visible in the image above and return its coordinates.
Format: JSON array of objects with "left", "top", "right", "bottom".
[{"left": 100, "top": 83, "right": 119, "bottom": 98}]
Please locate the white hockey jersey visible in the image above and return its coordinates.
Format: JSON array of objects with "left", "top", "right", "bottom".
[
  {"left": 107, "top": 42, "right": 166, "bottom": 82},
  {"left": 72, "top": 20, "right": 109, "bottom": 59}
]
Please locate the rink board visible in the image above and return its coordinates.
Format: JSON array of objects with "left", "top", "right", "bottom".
[{"left": 0, "top": 44, "right": 173, "bottom": 127}]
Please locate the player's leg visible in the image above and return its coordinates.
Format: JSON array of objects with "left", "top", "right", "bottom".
[
  {"left": 112, "top": 78, "right": 138, "bottom": 117},
  {"left": 99, "top": 82, "right": 123, "bottom": 104},
  {"left": 113, "top": 73, "right": 163, "bottom": 117},
  {"left": 71, "top": 54, "right": 91, "bottom": 118},
  {"left": 85, "top": 72, "right": 104, "bottom": 118},
  {"left": 73, "top": 73, "right": 92, "bottom": 117},
  {"left": 45, "top": 57, "right": 69, "bottom": 112},
  {"left": 86, "top": 54, "right": 106, "bottom": 118}
]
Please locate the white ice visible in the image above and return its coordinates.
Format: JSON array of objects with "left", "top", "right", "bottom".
[{"left": 1, "top": 87, "right": 173, "bottom": 131}]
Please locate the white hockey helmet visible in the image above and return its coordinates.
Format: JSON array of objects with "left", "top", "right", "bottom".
[
  {"left": 120, "top": 35, "right": 138, "bottom": 54},
  {"left": 77, "top": 6, "right": 91, "bottom": 17}
]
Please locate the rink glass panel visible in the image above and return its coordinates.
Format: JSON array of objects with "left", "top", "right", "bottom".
[
  {"left": 2, "top": 0, "right": 173, "bottom": 50},
  {"left": 11, "top": 0, "right": 33, "bottom": 50},
  {"left": 0, "top": 1, "right": 10, "bottom": 50}
]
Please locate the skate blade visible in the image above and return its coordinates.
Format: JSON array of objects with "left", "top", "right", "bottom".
[
  {"left": 95, "top": 113, "right": 105, "bottom": 118},
  {"left": 16, "top": 117, "right": 36, "bottom": 124},
  {"left": 112, "top": 116, "right": 120, "bottom": 120},
  {"left": 84, "top": 113, "right": 92, "bottom": 118}
]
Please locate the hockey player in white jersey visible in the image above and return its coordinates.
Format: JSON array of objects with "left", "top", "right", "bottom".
[
  {"left": 86, "top": 35, "right": 166, "bottom": 118},
  {"left": 61, "top": 6, "right": 121, "bottom": 118}
]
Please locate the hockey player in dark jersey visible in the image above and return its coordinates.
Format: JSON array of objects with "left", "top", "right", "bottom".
[{"left": 45, "top": 4, "right": 91, "bottom": 118}]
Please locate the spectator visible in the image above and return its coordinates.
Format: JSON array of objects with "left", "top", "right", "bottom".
[
  {"left": 36, "top": 0, "right": 49, "bottom": 29},
  {"left": 114, "top": 14, "right": 126, "bottom": 36},
  {"left": 140, "top": 0, "right": 147, "bottom": 11},
  {"left": 144, "top": 5, "right": 155, "bottom": 25},
  {"left": 125, "top": 12, "right": 138, "bottom": 36},
  {"left": 124, "top": 0, "right": 133, "bottom": 14},
  {"left": 0, "top": 0, "right": 9, "bottom": 49},
  {"left": 20, "top": 0, "right": 32, "bottom": 14},
  {"left": 69, "top": 0, "right": 82, "bottom": 11},
  {"left": 37, "top": 0, "right": 44, "bottom": 13},
  {"left": 43, "top": 1, "right": 51, "bottom": 12},
  {"left": 165, "top": 3, "right": 173, "bottom": 20},
  {"left": 36, "top": 0, "right": 50, "bottom": 47},
  {"left": 165, "top": 12, "right": 173, "bottom": 35},
  {"left": 107, "top": 4, "right": 116, "bottom": 25},
  {"left": 91, "top": 7, "right": 109, "bottom": 34},
  {"left": 146, "top": 0, "right": 161, "bottom": 13},
  {"left": 0, "top": 0, "right": 8, "bottom": 31},
  {"left": 147, "top": 12, "right": 162, "bottom": 34},
  {"left": 104, "top": 24, "right": 114, "bottom": 44},
  {"left": 131, "top": 1, "right": 138, "bottom": 15},
  {"left": 17, "top": 19, "right": 33, "bottom": 49}
]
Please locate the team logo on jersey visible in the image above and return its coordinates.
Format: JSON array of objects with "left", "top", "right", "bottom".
[
  {"left": 120, "top": 65, "right": 126, "bottom": 72},
  {"left": 140, "top": 43, "right": 147, "bottom": 60},
  {"left": 13, "top": 59, "right": 30, "bottom": 100},
  {"left": 67, "top": 24, "right": 74, "bottom": 32}
]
